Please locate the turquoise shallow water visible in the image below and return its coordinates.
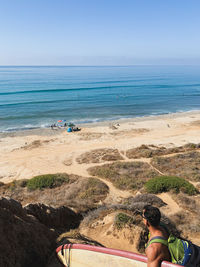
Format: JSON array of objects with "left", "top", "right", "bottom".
[{"left": 0, "top": 65, "right": 200, "bottom": 132}]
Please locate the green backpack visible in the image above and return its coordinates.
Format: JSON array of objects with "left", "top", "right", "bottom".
[
  {"left": 146, "top": 234, "right": 191, "bottom": 265},
  {"left": 168, "top": 234, "right": 191, "bottom": 265}
]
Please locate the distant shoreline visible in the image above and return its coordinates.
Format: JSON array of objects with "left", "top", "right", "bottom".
[{"left": 1, "top": 109, "right": 200, "bottom": 138}]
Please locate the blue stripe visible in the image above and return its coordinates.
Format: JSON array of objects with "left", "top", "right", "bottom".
[{"left": 182, "top": 241, "right": 192, "bottom": 265}]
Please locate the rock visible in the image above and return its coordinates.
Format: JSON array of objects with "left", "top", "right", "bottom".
[
  {"left": 46, "top": 251, "right": 63, "bottom": 267},
  {"left": 0, "top": 196, "right": 26, "bottom": 217},
  {"left": 0, "top": 197, "right": 56, "bottom": 267},
  {"left": 24, "top": 203, "right": 82, "bottom": 230}
]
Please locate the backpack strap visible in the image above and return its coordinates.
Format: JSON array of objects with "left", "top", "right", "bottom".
[{"left": 145, "top": 236, "right": 168, "bottom": 249}]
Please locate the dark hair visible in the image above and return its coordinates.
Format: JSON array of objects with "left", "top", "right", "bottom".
[{"left": 143, "top": 205, "right": 161, "bottom": 227}]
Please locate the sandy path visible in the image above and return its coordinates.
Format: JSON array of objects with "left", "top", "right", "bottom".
[
  {"left": 95, "top": 176, "right": 133, "bottom": 203},
  {"left": 158, "top": 192, "right": 182, "bottom": 215}
]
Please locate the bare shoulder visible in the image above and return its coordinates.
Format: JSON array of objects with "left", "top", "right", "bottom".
[
  {"left": 146, "top": 243, "right": 160, "bottom": 262},
  {"left": 146, "top": 243, "right": 170, "bottom": 267}
]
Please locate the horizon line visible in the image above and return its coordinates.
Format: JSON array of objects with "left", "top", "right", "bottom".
[{"left": 0, "top": 64, "right": 200, "bottom": 67}]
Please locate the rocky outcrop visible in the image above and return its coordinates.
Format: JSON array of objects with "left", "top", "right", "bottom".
[
  {"left": 24, "top": 203, "right": 82, "bottom": 230},
  {"left": 0, "top": 197, "right": 81, "bottom": 267}
]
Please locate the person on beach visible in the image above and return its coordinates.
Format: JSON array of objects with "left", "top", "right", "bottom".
[{"left": 142, "top": 205, "right": 200, "bottom": 267}]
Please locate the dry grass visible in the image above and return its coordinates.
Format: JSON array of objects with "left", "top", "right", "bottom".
[
  {"left": 76, "top": 148, "right": 124, "bottom": 164},
  {"left": 81, "top": 204, "right": 143, "bottom": 228},
  {"left": 81, "top": 197, "right": 166, "bottom": 228},
  {"left": 77, "top": 178, "right": 109, "bottom": 200},
  {"left": 126, "top": 143, "right": 200, "bottom": 159},
  {"left": 172, "top": 193, "right": 198, "bottom": 212},
  {"left": 151, "top": 152, "right": 200, "bottom": 181},
  {"left": 80, "top": 206, "right": 110, "bottom": 227},
  {"left": 190, "top": 120, "right": 200, "bottom": 126},
  {"left": 114, "top": 212, "right": 136, "bottom": 229},
  {"left": 13, "top": 139, "right": 55, "bottom": 151},
  {"left": 0, "top": 175, "right": 108, "bottom": 212},
  {"left": 126, "top": 144, "right": 165, "bottom": 159},
  {"left": 88, "top": 161, "right": 159, "bottom": 191},
  {"left": 169, "top": 211, "right": 200, "bottom": 237}
]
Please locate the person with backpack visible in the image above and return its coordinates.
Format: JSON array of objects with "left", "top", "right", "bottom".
[{"left": 142, "top": 205, "right": 200, "bottom": 267}]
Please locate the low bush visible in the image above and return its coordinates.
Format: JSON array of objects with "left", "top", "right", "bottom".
[
  {"left": 123, "top": 194, "right": 166, "bottom": 208},
  {"left": 173, "top": 193, "right": 197, "bottom": 211},
  {"left": 126, "top": 145, "right": 163, "bottom": 159},
  {"left": 27, "top": 173, "right": 70, "bottom": 190},
  {"left": 145, "top": 176, "right": 197, "bottom": 195},
  {"left": 76, "top": 148, "right": 123, "bottom": 164},
  {"left": 78, "top": 178, "right": 109, "bottom": 200},
  {"left": 114, "top": 212, "right": 135, "bottom": 229},
  {"left": 126, "top": 143, "right": 200, "bottom": 159}
]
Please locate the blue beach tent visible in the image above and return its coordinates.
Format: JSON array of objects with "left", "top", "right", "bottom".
[{"left": 67, "top": 127, "right": 72, "bottom": 132}]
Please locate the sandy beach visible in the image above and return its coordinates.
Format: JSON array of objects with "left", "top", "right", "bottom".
[{"left": 1, "top": 110, "right": 200, "bottom": 184}]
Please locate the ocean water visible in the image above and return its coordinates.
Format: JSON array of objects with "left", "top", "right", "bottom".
[{"left": 0, "top": 65, "right": 200, "bottom": 132}]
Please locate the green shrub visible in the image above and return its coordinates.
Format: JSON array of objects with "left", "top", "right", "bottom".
[
  {"left": 145, "top": 176, "right": 197, "bottom": 195},
  {"left": 114, "top": 213, "right": 135, "bottom": 229},
  {"left": 27, "top": 173, "right": 69, "bottom": 190}
]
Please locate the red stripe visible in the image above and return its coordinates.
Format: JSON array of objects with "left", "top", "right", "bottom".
[
  {"left": 161, "top": 261, "right": 182, "bottom": 267},
  {"left": 56, "top": 244, "right": 147, "bottom": 262},
  {"left": 56, "top": 244, "right": 182, "bottom": 267}
]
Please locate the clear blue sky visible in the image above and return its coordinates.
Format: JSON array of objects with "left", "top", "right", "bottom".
[{"left": 0, "top": 0, "right": 200, "bottom": 65}]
